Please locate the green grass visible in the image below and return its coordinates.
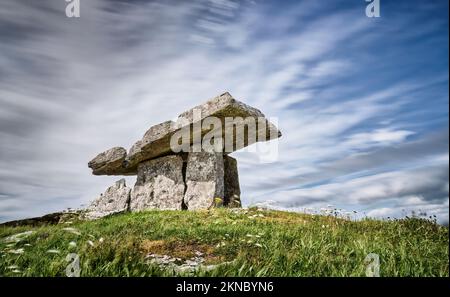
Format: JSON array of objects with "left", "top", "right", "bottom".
[{"left": 0, "top": 208, "right": 448, "bottom": 277}]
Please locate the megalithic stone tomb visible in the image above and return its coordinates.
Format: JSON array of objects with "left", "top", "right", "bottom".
[{"left": 86, "top": 92, "right": 281, "bottom": 218}]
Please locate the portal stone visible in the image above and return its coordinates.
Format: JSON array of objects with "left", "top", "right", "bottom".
[
  {"left": 183, "top": 152, "right": 224, "bottom": 210},
  {"left": 130, "top": 155, "right": 185, "bottom": 211}
]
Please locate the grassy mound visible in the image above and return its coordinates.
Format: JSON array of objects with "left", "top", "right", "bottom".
[{"left": 0, "top": 208, "right": 448, "bottom": 277}]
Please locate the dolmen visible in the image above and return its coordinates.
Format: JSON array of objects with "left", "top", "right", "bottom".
[{"left": 86, "top": 92, "right": 281, "bottom": 218}]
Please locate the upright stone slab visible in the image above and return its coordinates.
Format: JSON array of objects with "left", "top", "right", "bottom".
[
  {"left": 183, "top": 152, "right": 224, "bottom": 210},
  {"left": 224, "top": 156, "right": 241, "bottom": 207},
  {"left": 130, "top": 155, "right": 185, "bottom": 211},
  {"left": 85, "top": 179, "right": 131, "bottom": 219}
]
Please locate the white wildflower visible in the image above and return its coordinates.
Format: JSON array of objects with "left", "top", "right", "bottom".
[
  {"left": 3, "top": 231, "right": 34, "bottom": 243},
  {"left": 215, "top": 242, "right": 226, "bottom": 248},
  {"left": 62, "top": 228, "right": 81, "bottom": 236},
  {"left": 9, "top": 248, "right": 24, "bottom": 254},
  {"left": 7, "top": 265, "right": 18, "bottom": 269}
]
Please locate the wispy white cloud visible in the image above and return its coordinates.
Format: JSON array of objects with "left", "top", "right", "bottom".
[{"left": 343, "top": 128, "right": 415, "bottom": 148}]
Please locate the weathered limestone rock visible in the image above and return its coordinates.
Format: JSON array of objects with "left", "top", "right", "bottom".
[
  {"left": 183, "top": 152, "right": 224, "bottom": 210},
  {"left": 85, "top": 179, "right": 131, "bottom": 219},
  {"left": 120, "top": 92, "right": 281, "bottom": 173},
  {"left": 124, "top": 121, "right": 177, "bottom": 171},
  {"left": 178, "top": 92, "right": 263, "bottom": 122},
  {"left": 224, "top": 156, "right": 241, "bottom": 208},
  {"left": 88, "top": 147, "right": 135, "bottom": 176},
  {"left": 130, "top": 155, "right": 185, "bottom": 211},
  {"left": 86, "top": 92, "right": 282, "bottom": 213}
]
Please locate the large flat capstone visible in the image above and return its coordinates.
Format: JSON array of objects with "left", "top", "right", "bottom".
[
  {"left": 88, "top": 92, "right": 281, "bottom": 176},
  {"left": 88, "top": 147, "right": 134, "bottom": 176}
]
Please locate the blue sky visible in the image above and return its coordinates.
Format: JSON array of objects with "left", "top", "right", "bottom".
[{"left": 0, "top": 0, "right": 448, "bottom": 223}]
